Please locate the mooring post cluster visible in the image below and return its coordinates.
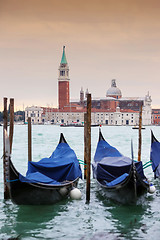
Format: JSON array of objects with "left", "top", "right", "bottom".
[
  {"left": 3, "top": 97, "right": 14, "bottom": 199},
  {"left": 3, "top": 97, "right": 32, "bottom": 200}
]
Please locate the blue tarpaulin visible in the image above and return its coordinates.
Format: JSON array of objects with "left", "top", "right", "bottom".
[
  {"left": 19, "top": 136, "right": 82, "bottom": 185},
  {"left": 93, "top": 132, "right": 145, "bottom": 185},
  {"left": 104, "top": 173, "right": 129, "bottom": 187},
  {"left": 150, "top": 141, "right": 160, "bottom": 177},
  {"left": 94, "top": 138, "right": 122, "bottom": 162}
]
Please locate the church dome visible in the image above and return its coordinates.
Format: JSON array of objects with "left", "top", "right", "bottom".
[{"left": 106, "top": 79, "right": 122, "bottom": 98}]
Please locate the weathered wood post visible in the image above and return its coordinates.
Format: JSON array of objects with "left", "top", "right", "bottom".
[
  {"left": 9, "top": 98, "right": 14, "bottom": 154},
  {"left": 3, "top": 97, "right": 10, "bottom": 199},
  {"left": 28, "top": 117, "right": 32, "bottom": 162},
  {"left": 84, "top": 113, "right": 87, "bottom": 179},
  {"left": 138, "top": 105, "right": 142, "bottom": 162},
  {"left": 86, "top": 94, "right": 91, "bottom": 203}
]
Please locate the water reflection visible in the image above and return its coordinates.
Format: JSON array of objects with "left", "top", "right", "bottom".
[
  {"left": 95, "top": 190, "right": 151, "bottom": 239},
  {"left": 0, "top": 199, "right": 69, "bottom": 239}
]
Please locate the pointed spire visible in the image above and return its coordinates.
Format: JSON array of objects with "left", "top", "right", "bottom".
[{"left": 61, "top": 46, "right": 67, "bottom": 64}]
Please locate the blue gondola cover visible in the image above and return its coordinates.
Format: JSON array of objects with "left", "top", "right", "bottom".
[
  {"left": 150, "top": 141, "right": 160, "bottom": 177},
  {"left": 19, "top": 138, "right": 82, "bottom": 185},
  {"left": 93, "top": 132, "right": 145, "bottom": 185}
]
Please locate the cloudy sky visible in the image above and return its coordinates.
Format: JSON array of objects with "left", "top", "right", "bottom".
[{"left": 0, "top": 0, "right": 160, "bottom": 110}]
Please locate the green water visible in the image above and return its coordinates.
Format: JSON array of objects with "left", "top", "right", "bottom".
[{"left": 0, "top": 125, "right": 160, "bottom": 240}]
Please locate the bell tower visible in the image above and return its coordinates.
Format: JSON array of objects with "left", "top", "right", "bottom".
[{"left": 58, "top": 46, "right": 70, "bottom": 109}]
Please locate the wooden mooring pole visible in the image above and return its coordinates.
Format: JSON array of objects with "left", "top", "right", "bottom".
[
  {"left": 138, "top": 105, "right": 142, "bottom": 162},
  {"left": 84, "top": 113, "right": 87, "bottom": 179},
  {"left": 9, "top": 98, "right": 14, "bottom": 154},
  {"left": 3, "top": 97, "right": 10, "bottom": 199},
  {"left": 85, "top": 94, "right": 91, "bottom": 203},
  {"left": 28, "top": 117, "right": 32, "bottom": 162}
]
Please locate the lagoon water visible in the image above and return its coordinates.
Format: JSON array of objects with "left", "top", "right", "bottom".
[{"left": 0, "top": 125, "right": 160, "bottom": 240}]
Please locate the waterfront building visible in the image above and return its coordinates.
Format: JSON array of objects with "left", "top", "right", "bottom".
[
  {"left": 25, "top": 106, "right": 43, "bottom": 124},
  {"left": 25, "top": 46, "right": 152, "bottom": 125},
  {"left": 152, "top": 109, "right": 160, "bottom": 125}
]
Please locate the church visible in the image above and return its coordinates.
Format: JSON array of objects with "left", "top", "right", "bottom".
[{"left": 25, "top": 46, "right": 152, "bottom": 125}]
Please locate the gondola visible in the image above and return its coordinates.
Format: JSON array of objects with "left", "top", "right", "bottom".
[
  {"left": 150, "top": 130, "right": 160, "bottom": 179},
  {"left": 5, "top": 131, "right": 82, "bottom": 205},
  {"left": 92, "top": 129, "right": 151, "bottom": 204}
]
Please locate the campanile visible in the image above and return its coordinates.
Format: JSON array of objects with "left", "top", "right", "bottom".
[{"left": 58, "top": 46, "right": 70, "bottom": 109}]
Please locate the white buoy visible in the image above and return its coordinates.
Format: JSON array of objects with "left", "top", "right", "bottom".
[
  {"left": 59, "top": 187, "right": 68, "bottom": 196},
  {"left": 69, "top": 188, "right": 82, "bottom": 200},
  {"left": 148, "top": 183, "right": 156, "bottom": 194}
]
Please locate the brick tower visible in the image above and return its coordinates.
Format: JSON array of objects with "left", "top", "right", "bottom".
[{"left": 58, "top": 46, "right": 70, "bottom": 109}]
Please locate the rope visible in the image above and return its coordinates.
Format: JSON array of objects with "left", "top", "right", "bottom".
[
  {"left": 143, "top": 160, "right": 152, "bottom": 167},
  {"left": 6, "top": 179, "right": 19, "bottom": 182},
  {"left": 143, "top": 163, "right": 152, "bottom": 169},
  {"left": 78, "top": 159, "right": 87, "bottom": 166}
]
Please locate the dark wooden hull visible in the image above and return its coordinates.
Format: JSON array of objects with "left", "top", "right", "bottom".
[
  {"left": 7, "top": 158, "right": 79, "bottom": 205},
  {"left": 96, "top": 170, "right": 149, "bottom": 204}
]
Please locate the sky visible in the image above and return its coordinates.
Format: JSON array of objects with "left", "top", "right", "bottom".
[{"left": 0, "top": 0, "right": 160, "bottom": 110}]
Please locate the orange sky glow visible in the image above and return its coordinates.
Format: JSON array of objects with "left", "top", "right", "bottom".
[{"left": 0, "top": 0, "right": 160, "bottom": 110}]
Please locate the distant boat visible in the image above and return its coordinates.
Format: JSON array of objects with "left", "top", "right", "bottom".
[
  {"left": 92, "top": 129, "right": 152, "bottom": 204},
  {"left": 60, "top": 123, "right": 99, "bottom": 127},
  {"left": 132, "top": 126, "right": 145, "bottom": 129},
  {"left": 4, "top": 131, "right": 82, "bottom": 205}
]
